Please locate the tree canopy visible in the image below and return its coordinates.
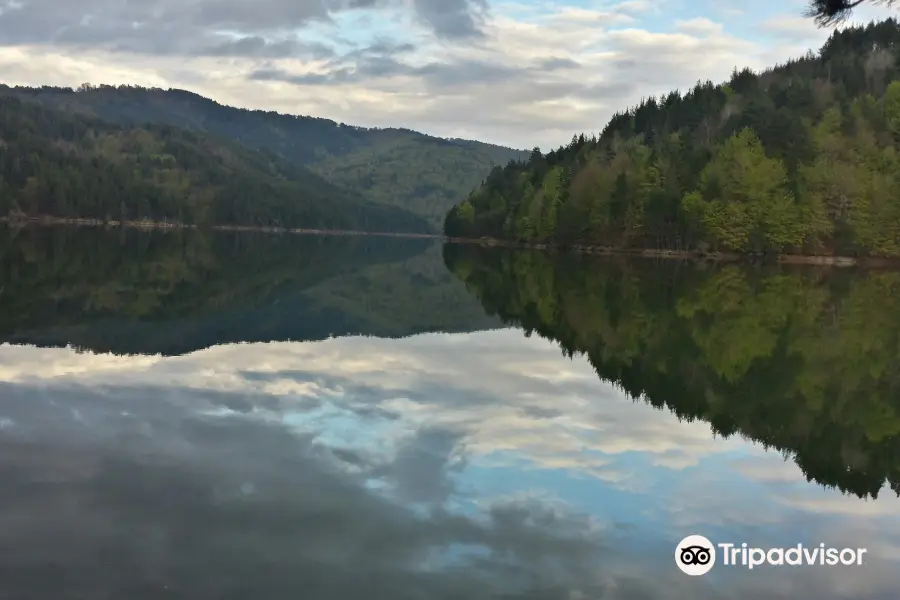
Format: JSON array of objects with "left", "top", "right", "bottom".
[
  {"left": 0, "top": 84, "right": 528, "bottom": 226},
  {"left": 445, "top": 19, "right": 900, "bottom": 258},
  {"left": 0, "top": 96, "right": 430, "bottom": 232}
]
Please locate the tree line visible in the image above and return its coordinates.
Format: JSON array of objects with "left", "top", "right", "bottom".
[{"left": 445, "top": 19, "right": 900, "bottom": 257}]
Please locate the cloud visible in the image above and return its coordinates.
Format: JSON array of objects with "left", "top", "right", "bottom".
[
  {"left": 0, "top": 0, "right": 338, "bottom": 57},
  {"left": 0, "top": 1, "right": 898, "bottom": 170},
  {"left": 250, "top": 53, "right": 576, "bottom": 91},
  {"left": 200, "top": 37, "right": 338, "bottom": 60},
  {"left": 675, "top": 17, "right": 725, "bottom": 36},
  {"left": 0, "top": 0, "right": 486, "bottom": 56},
  {"left": 412, "top": 0, "right": 489, "bottom": 39},
  {"left": 538, "top": 56, "right": 581, "bottom": 70}
]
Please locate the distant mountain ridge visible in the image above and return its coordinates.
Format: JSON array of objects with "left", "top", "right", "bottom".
[
  {"left": 1, "top": 83, "right": 529, "bottom": 226},
  {"left": 0, "top": 95, "right": 429, "bottom": 232}
]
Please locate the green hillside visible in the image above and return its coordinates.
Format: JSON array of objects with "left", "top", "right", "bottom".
[
  {"left": 0, "top": 84, "right": 529, "bottom": 226},
  {"left": 445, "top": 19, "right": 900, "bottom": 257},
  {"left": 0, "top": 96, "right": 430, "bottom": 232}
]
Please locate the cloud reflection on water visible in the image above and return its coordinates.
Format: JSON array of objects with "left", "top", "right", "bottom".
[{"left": 0, "top": 329, "right": 898, "bottom": 599}]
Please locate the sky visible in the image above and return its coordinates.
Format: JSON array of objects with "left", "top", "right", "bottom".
[{"left": 0, "top": 0, "right": 895, "bottom": 150}]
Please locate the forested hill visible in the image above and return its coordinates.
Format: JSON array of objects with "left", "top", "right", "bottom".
[
  {"left": 0, "top": 84, "right": 529, "bottom": 226},
  {"left": 0, "top": 96, "right": 429, "bottom": 232},
  {"left": 445, "top": 19, "right": 900, "bottom": 257}
]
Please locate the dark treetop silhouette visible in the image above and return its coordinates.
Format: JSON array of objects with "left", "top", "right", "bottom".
[{"left": 809, "top": 1, "right": 897, "bottom": 25}]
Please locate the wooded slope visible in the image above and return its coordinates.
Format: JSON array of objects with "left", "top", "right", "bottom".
[
  {"left": 2, "top": 84, "right": 528, "bottom": 226},
  {"left": 0, "top": 96, "right": 429, "bottom": 232},
  {"left": 445, "top": 19, "right": 900, "bottom": 257}
]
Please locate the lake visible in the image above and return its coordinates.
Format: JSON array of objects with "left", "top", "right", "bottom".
[{"left": 0, "top": 225, "right": 898, "bottom": 599}]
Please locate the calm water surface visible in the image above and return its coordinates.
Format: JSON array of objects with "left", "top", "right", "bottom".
[{"left": 0, "top": 226, "right": 898, "bottom": 599}]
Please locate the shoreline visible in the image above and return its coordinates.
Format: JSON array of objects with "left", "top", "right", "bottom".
[
  {"left": 441, "top": 236, "right": 899, "bottom": 268},
  {"left": 2, "top": 216, "right": 897, "bottom": 267},
  {"left": 0, "top": 215, "right": 442, "bottom": 239}
]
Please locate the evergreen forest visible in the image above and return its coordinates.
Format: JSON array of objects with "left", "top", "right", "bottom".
[
  {"left": 1, "top": 84, "right": 528, "bottom": 227},
  {"left": 445, "top": 20, "right": 900, "bottom": 257},
  {"left": 0, "top": 96, "right": 430, "bottom": 232}
]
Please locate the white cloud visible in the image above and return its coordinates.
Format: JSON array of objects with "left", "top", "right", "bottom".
[
  {"left": 1, "top": 1, "right": 896, "bottom": 149},
  {"left": 675, "top": 17, "right": 725, "bottom": 36}
]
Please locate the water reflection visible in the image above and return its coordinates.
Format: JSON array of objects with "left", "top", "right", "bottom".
[
  {"left": 444, "top": 244, "right": 900, "bottom": 502},
  {"left": 0, "top": 226, "right": 499, "bottom": 354},
  {"left": 1, "top": 228, "right": 900, "bottom": 598},
  {"left": 0, "top": 333, "right": 898, "bottom": 598}
]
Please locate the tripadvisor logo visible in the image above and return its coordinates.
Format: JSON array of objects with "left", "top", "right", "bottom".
[
  {"left": 674, "top": 535, "right": 867, "bottom": 576},
  {"left": 675, "top": 535, "right": 716, "bottom": 576}
]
